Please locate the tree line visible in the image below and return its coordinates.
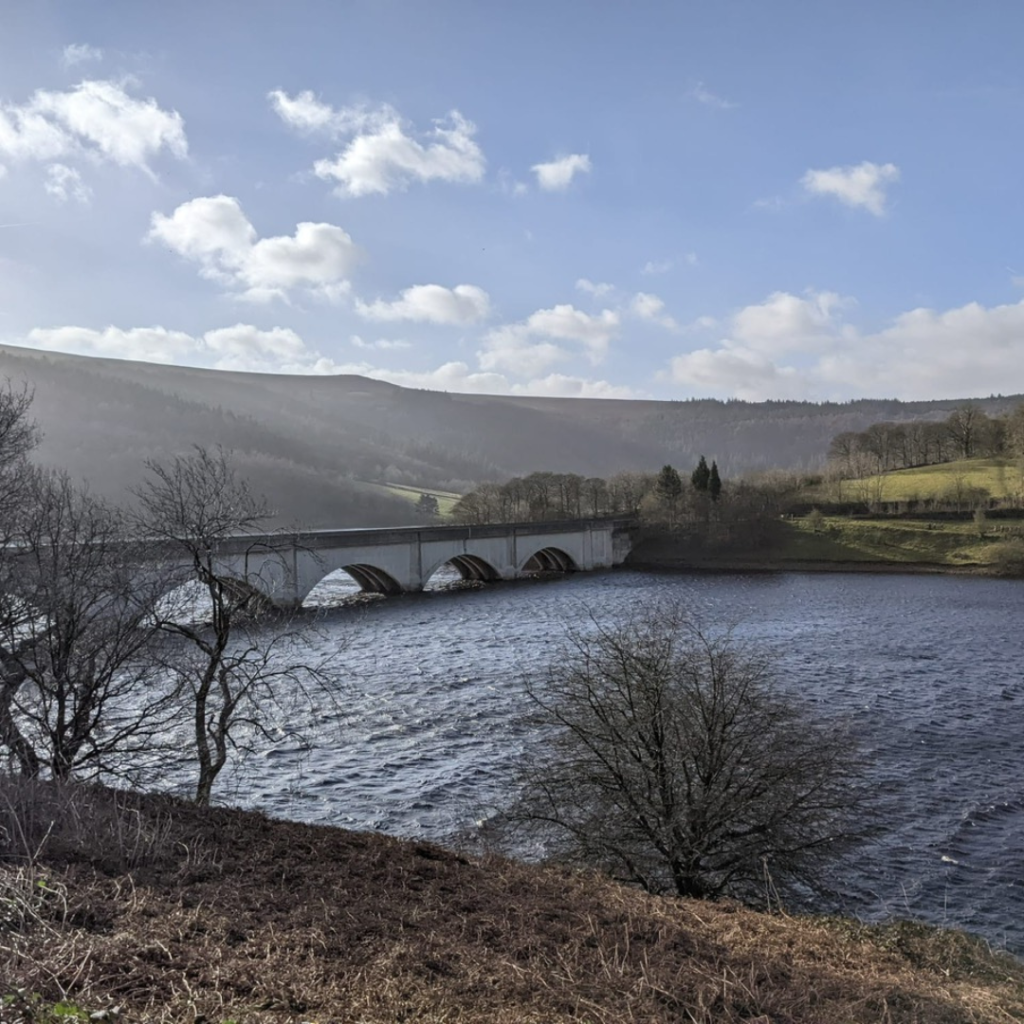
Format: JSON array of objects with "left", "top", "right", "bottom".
[
  {"left": 828, "top": 402, "right": 1024, "bottom": 478},
  {"left": 451, "top": 459, "right": 723, "bottom": 526}
]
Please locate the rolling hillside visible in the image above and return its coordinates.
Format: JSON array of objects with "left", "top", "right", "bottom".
[{"left": 2, "top": 344, "right": 1021, "bottom": 528}]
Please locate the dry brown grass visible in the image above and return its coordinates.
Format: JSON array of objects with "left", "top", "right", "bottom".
[{"left": 2, "top": 782, "right": 1022, "bottom": 1023}]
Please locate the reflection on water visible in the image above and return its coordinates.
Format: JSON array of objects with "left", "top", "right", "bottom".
[{"left": 216, "top": 569, "right": 1024, "bottom": 953}]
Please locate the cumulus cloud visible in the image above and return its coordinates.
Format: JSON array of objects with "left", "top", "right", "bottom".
[
  {"left": 630, "top": 292, "right": 678, "bottom": 330},
  {"left": 25, "top": 322, "right": 340, "bottom": 374},
  {"left": 730, "top": 290, "right": 850, "bottom": 352},
  {"left": 27, "top": 325, "right": 199, "bottom": 364},
  {"left": 270, "top": 91, "right": 485, "bottom": 197},
  {"left": 532, "top": 153, "right": 591, "bottom": 191},
  {"left": 0, "top": 79, "right": 187, "bottom": 179},
  {"left": 147, "top": 195, "right": 359, "bottom": 302},
  {"left": 43, "top": 163, "right": 91, "bottom": 203},
  {"left": 479, "top": 303, "right": 620, "bottom": 376},
  {"left": 62, "top": 44, "right": 103, "bottom": 67},
  {"left": 667, "top": 291, "right": 1024, "bottom": 401},
  {"left": 478, "top": 326, "right": 567, "bottom": 377},
  {"left": 355, "top": 283, "right": 490, "bottom": 325},
  {"left": 801, "top": 161, "right": 900, "bottom": 216}
]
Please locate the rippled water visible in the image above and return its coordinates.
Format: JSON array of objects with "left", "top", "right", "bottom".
[{"left": 216, "top": 569, "right": 1024, "bottom": 953}]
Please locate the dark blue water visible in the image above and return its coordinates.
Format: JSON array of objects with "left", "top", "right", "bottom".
[{"left": 223, "top": 570, "right": 1024, "bottom": 953}]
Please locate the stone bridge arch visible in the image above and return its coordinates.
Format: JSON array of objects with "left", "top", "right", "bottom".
[
  {"left": 423, "top": 553, "right": 502, "bottom": 586},
  {"left": 519, "top": 546, "right": 578, "bottom": 574},
  {"left": 338, "top": 563, "right": 404, "bottom": 596}
]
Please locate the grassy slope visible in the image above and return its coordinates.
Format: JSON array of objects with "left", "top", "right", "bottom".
[
  {"left": 359, "top": 480, "right": 463, "bottom": 518},
  {"left": 4, "top": 785, "right": 1023, "bottom": 1023},
  {"left": 811, "top": 457, "right": 1024, "bottom": 503}
]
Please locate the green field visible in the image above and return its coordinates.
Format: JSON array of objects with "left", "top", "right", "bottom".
[
  {"left": 812, "top": 457, "right": 1024, "bottom": 504},
  {"left": 359, "top": 480, "right": 463, "bottom": 518}
]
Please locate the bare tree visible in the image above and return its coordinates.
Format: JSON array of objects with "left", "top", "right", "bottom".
[
  {"left": 135, "top": 446, "right": 330, "bottom": 805},
  {"left": 0, "top": 470, "right": 174, "bottom": 782},
  {"left": 502, "top": 604, "right": 868, "bottom": 903},
  {"left": 946, "top": 404, "right": 984, "bottom": 460}
]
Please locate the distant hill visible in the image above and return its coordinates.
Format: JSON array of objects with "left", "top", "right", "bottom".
[{"left": 1, "top": 344, "right": 1020, "bottom": 528}]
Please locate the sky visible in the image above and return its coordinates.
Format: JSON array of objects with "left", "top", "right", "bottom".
[{"left": 2, "top": 1, "right": 1024, "bottom": 403}]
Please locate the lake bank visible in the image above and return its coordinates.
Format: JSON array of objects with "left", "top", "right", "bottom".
[
  {"left": 4, "top": 782, "right": 1023, "bottom": 1023},
  {"left": 626, "top": 515, "right": 1024, "bottom": 578}
]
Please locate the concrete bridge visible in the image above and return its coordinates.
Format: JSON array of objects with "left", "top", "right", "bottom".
[{"left": 205, "top": 518, "right": 636, "bottom": 609}]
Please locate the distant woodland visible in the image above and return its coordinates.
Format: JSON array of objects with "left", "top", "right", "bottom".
[{"left": 2, "top": 344, "right": 1022, "bottom": 528}]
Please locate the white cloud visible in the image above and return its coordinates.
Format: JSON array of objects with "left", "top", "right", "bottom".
[
  {"left": 801, "top": 161, "right": 900, "bottom": 216},
  {"left": 687, "top": 82, "right": 736, "bottom": 109},
  {"left": 354, "top": 360, "right": 512, "bottom": 394},
  {"left": 270, "top": 92, "right": 484, "bottom": 197},
  {"left": 62, "top": 44, "right": 103, "bottom": 67},
  {"left": 0, "top": 80, "right": 187, "bottom": 179},
  {"left": 532, "top": 153, "right": 591, "bottom": 191},
  {"left": 630, "top": 292, "right": 678, "bottom": 330},
  {"left": 510, "top": 374, "right": 643, "bottom": 399},
  {"left": 350, "top": 335, "right": 411, "bottom": 351},
  {"left": 479, "top": 303, "right": 620, "bottom": 376},
  {"left": 27, "top": 325, "right": 199, "bottom": 364},
  {"left": 730, "top": 289, "right": 850, "bottom": 353},
  {"left": 478, "top": 325, "right": 567, "bottom": 377},
  {"left": 667, "top": 292, "right": 1024, "bottom": 401},
  {"left": 202, "top": 324, "right": 309, "bottom": 371},
  {"left": 43, "top": 163, "right": 91, "bottom": 203},
  {"left": 355, "top": 283, "right": 490, "bottom": 325},
  {"left": 268, "top": 89, "right": 368, "bottom": 136},
  {"left": 525, "top": 304, "right": 618, "bottom": 359},
  {"left": 669, "top": 347, "right": 807, "bottom": 401},
  {"left": 576, "top": 278, "right": 615, "bottom": 298},
  {"left": 147, "top": 195, "right": 359, "bottom": 302},
  {"left": 25, "top": 322, "right": 338, "bottom": 374}
]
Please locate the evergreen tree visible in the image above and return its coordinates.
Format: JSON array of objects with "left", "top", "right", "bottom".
[
  {"left": 655, "top": 464, "right": 683, "bottom": 503},
  {"left": 709, "top": 460, "right": 722, "bottom": 502},
  {"left": 691, "top": 455, "right": 710, "bottom": 492}
]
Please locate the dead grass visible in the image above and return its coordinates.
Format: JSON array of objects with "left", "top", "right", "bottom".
[{"left": 1, "top": 783, "right": 1022, "bottom": 1023}]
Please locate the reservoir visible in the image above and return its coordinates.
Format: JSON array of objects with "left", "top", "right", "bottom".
[{"left": 215, "top": 569, "right": 1024, "bottom": 954}]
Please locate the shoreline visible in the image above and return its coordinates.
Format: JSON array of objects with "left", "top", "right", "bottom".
[{"left": 624, "top": 556, "right": 994, "bottom": 576}]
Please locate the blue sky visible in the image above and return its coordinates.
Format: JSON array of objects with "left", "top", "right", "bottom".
[{"left": 2, "top": 1, "right": 1024, "bottom": 401}]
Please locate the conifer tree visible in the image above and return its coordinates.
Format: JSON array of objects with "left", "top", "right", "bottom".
[
  {"left": 709, "top": 460, "right": 722, "bottom": 502},
  {"left": 691, "top": 455, "right": 710, "bottom": 492},
  {"left": 655, "top": 464, "right": 683, "bottom": 503}
]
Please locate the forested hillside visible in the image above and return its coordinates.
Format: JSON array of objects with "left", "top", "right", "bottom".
[{"left": 2, "top": 344, "right": 1020, "bottom": 527}]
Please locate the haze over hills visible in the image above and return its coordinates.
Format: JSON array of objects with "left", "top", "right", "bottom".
[{"left": 1, "top": 344, "right": 1020, "bottom": 528}]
